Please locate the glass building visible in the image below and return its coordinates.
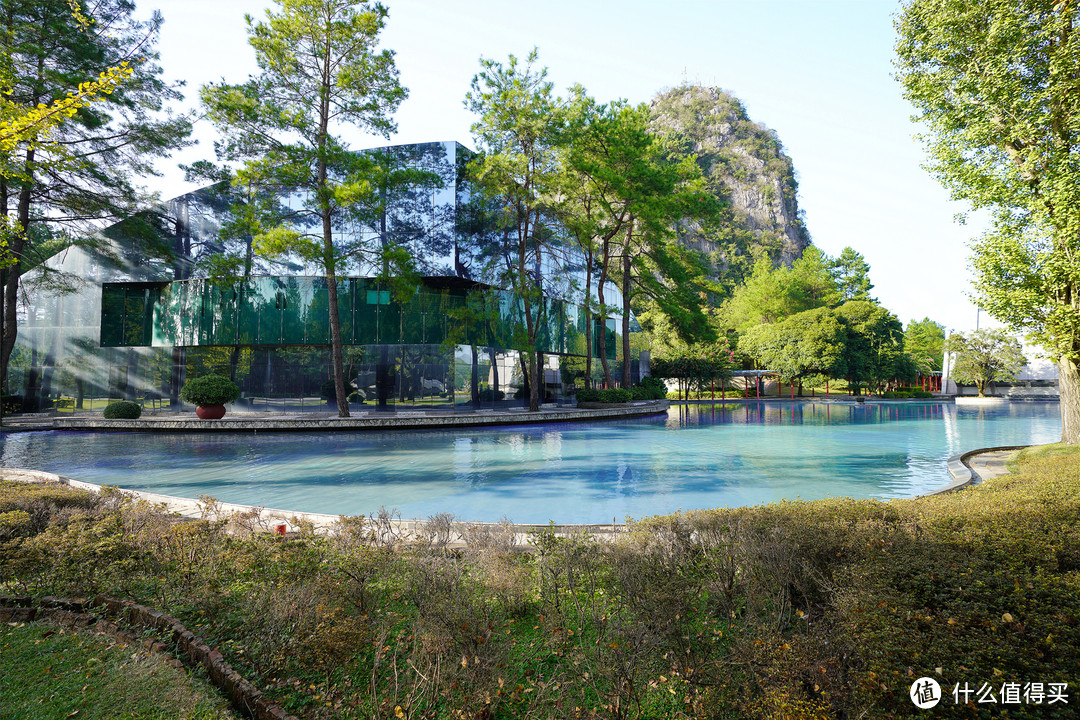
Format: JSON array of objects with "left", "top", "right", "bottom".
[{"left": 10, "top": 141, "right": 638, "bottom": 413}]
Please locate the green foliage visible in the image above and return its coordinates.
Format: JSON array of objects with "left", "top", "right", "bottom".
[
  {"left": 835, "top": 300, "right": 909, "bottom": 392},
  {"left": 575, "top": 387, "right": 600, "bottom": 403},
  {"left": 947, "top": 328, "right": 1028, "bottom": 397},
  {"left": 1, "top": 0, "right": 192, "bottom": 392},
  {"left": 651, "top": 339, "right": 734, "bottom": 400},
  {"left": 102, "top": 400, "right": 142, "bottom": 419},
  {"left": 895, "top": 0, "right": 1080, "bottom": 440},
  {"left": 904, "top": 317, "right": 946, "bottom": 372},
  {"left": 465, "top": 48, "right": 563, "bottom": 411},
  {"left": 830, "top": 246, "right": 875, "bottom": 302},
  {"left": 179, "top": 375, "right": 240, "bottom": 406},
  {"left": 638, "top": 375, "right": 668, "bottom": 400},
  {"left": 721, "top": 247, "right": 841, "bottom": 332},
  {"left": 739, "top": 305, "right": 848, "bottom": 384},
  {"left": 597, "top": 388, "right": 632, "bottom": 403},
  {"left": 200, "top": 0, "right": 408, "bottom": 418}
]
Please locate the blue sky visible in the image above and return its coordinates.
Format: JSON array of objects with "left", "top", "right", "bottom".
[{"left": 147, "top": 0, "right": 991, "bottom": 336}]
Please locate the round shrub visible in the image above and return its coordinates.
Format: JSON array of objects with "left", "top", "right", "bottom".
[
  {"left": 103, "top": 400, "right": 142, "bottom": 419},
  {"left": 478, "top": 388, "right": 506, "bottom": 402},
  {"left": 598, "top": 388, "right": 632, "bottom": 403},
  {"left": 179, "top": 375, "right": 240, "bottom": 406},
  {"left": 575, "top": 388, "right": 600, "bottom": 403},
  {"left": 630, "top": 386, "right": 650, "bottom": 401},
  {"left": 639, "top": 375, "right": 667, "bottom": 400}
]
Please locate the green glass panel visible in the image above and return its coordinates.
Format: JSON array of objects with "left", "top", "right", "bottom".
[
  {"left": 280, "top": 277, "right": 306, "bottom": 344},
  {"left": 378, "top": 302, "right": 401, "bottom": 343},
  {"left": 151, "top": 284, "right": 179, "bottom": 347},
  {"left": 237, "top": 280, "right": 259, "bottom": 344},
  {"left": 99, "top": 285, "right": 125, "bottom": 347},
  {"left": 355, "top": 282, "right": 378, "bottom": 344},
  {"left": 336, "top": 277, "right": 354, "bottom": 345}
]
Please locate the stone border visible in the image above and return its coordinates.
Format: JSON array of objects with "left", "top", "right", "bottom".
[
  {"left": 2, "top": 467, "right": 628, "bottom": 543},
  {"left": 0, "top": 595, "right": 300, "bottom": 720},
  {"left": 934, "top": 445, "right": 1029, "bottom": 495},
  {"left": 50, "top": 400, "right": 669, "bottom": 433}
]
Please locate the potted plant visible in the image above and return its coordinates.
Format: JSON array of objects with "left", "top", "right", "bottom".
[{"left": 180, "top": 375, "right": 240, "bottom": 419}]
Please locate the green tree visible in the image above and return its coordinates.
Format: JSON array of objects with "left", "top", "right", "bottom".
[
  {"left": 465, "top": 49, "right": 565, "bottom": 412},
  {"left": 947, "top": 328, "right": 1028, "bottom": 397},
  {"left": 830, "top": 246, "right": 875, "bottom": 302},
  {"left": 904, "top": 317, "right": 945, "bottom": 373},
  {"left": 738, "top": 306, "right": 848, "bottom": 393},
  {"left": 1, "top": 0, "right": 191, "bottom": 394},
  {"left": 201, "top": 0, "right": 407, "bottom": 417},
  {"left": 721, "top": 246, "right": 840, "bottom": 332},
  {"left": 835, "top": 301, "right": 907, "bottom": 394},
  {"left": 895, "top": 0, "right": 1080, "bottom": 442}
]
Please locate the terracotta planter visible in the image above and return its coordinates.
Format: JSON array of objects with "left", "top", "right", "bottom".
[{"left": 195, "top": 403, "right": 226, "bottom": 420}]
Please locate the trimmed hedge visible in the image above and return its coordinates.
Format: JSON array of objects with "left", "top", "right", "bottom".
[
  {"left": 102, "top": 400, "right": 142, "bottom": 419},
  {"left": 179, "top": 375, "right": 240, "bottom": 406},
  {"left": 598, "top": 388, "right": 632, "bottom": 403},
  {"left": 575, "top": 388, "right": 599, "bottom": 403}
]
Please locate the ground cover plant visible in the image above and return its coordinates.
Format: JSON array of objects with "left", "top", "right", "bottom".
[
  {"left": 0, "top": 619, "right": 235, "bottom": 719},
  {"left": 2, "top": 446, "right": 1078, "bottom": 719}
]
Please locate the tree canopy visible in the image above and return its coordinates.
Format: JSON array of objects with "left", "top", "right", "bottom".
[
  {"left": 896, "top": 0, "right": 1080, "bottom": 442},
  {"left": 201, "top": 0, "right": 407, "bottom": 417},
  {"left": 947, "top": 328, "right": 1028, "bottom": 397}
]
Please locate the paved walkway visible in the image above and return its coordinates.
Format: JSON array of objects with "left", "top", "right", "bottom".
[{"left": 965, "top": 449, "right": 1018, "bottom": 482}]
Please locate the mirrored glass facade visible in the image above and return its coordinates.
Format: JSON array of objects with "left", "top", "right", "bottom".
[{"left": 10, "top": 142, "right": 636, "bottom": 413}]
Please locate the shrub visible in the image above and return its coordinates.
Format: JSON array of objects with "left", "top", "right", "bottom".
[
  {"left": 575, "top": 388, "right": 600, "bottom": 403},
  {"left": 638, "top": 375, "right": 667, "bottom": 399},
  {"left": 321, "top": 379, "right": 337, "bottom": 400},
  {"left": 478, "top": 388, "right": 506, "bottom": 401},
  {"left": 629, "top": 386, "right": 650, "bottom": 401},
  {"left": 912, "top": 389, "right": 933, "bottom": 398},
  {"left": 597, "top": 388, "right": 632, "bottom": 403},
  {"left": 347, "top": 391, "right": 362, "bottom": 403},
  {"left": 102, "top": 400, "right": 142, "bottom": 419},
  {"left": 179, "top": 375, "right": 240, "bottom": 406},
  {"left": 2, "top": 395, "right": 22, "bottom": 414}
]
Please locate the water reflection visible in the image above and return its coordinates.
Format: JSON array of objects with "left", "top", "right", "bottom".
[{"left": 1, "top": 401, "right": 1061, "bottom": 524}]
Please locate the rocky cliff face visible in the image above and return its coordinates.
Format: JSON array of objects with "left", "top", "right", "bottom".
[{"left": 650, "top": 85, "right": 811, "bottom": 290}]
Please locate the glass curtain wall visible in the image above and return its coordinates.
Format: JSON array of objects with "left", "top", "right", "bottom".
[{"left": 7, "top": 141, "right": 635, "bottom": 414}]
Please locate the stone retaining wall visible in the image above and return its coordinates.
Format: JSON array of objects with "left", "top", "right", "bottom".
[{"left": 0, "top": 594, "right": 300, "bottom": 720}]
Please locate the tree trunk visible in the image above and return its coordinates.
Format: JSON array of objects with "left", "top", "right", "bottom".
[
  {"left": 584, "top": 255, "right": 593, "bottom": 389},
  {"left": 471, "top": 345, "right": 480, "bottom": 407},
  {"left": 626, "top": 237, "right": 630, "bottom": 390},
  {"left": 596, "top": 256, "right": 611, "bottom": 387},
  {"left": 1059, "top": 355, "right": 1080, "bottom": 444}
]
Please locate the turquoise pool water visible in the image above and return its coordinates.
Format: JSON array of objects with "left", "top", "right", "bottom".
[{"left": 1, "top": 401, "right": 1062, "bottom": 524}]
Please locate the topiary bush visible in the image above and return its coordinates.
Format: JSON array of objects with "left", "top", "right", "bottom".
[
  {"left": 179, "top": 375, "right": 240, "bottom": 406},
  {"left": 103, "top": 400, "right": 142, "bottom": 419},
  {"left": 629, "top": 386, "right": 650, "bottom": 401},
  {"left": 478, "top": 388, "right": 506, "bottom": 402},
  {"left": 597, "top": 388, "right": 632, "bottom": 403},
  {"left": 575, "top": 388, "right": 599, "bottom": 403},
  {"left": 638, "top": 375, "right": 667, "bottom": 400}
]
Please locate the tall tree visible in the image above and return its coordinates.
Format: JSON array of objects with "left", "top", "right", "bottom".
[
  {"left": 904, "top": 317, "right": 946, "bottom": 373},
  {"left": 830, "top": 246, "right": 875, "bottom": 302},
  {"left": 0, "top": 0, "right": 191, "bottom": 394},
  {"left": 947, "top": 328, "right": 1028, "bottom": 397},
  {"left": 465, "top": 49, "right": 564, "bottom": 412},
  {"left": 201, "top": 0, "right": 407, "bottom": 417},
  {"left": 896, "top": 0, "right": 1080, "bottom": 442}
]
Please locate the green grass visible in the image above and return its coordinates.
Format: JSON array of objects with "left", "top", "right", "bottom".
[{"left": 0, "top": 620, "right": 236, "bottom": 720}]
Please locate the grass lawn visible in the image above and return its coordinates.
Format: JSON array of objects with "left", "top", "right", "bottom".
[{"left": 0, "top": 620, "right": 235, "bottom": 720}]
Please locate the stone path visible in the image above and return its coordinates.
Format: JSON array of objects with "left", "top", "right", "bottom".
[{"left": 965, "top": 449, "right": 1018, "bottom": 482}]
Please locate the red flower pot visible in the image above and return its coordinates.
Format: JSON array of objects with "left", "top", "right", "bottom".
[{"left": 195, "top": 404, "right": 226, "bottom": 420}]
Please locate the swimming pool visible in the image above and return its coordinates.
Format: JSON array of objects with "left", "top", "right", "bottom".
[{"left": 1, "top": 401, "right": 1061, "bottom": 524}]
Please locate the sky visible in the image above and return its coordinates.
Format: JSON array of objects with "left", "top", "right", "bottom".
[{"left": 142, "top": 0, "right": 996, "bottom": 338}]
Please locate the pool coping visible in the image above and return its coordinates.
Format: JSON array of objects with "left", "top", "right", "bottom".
[
  {"left": 936, "top": 445, "right": 1029, "bottom": 494},
  {"left": 41, "top": 400, "right": 669, "bottom": 432}
]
